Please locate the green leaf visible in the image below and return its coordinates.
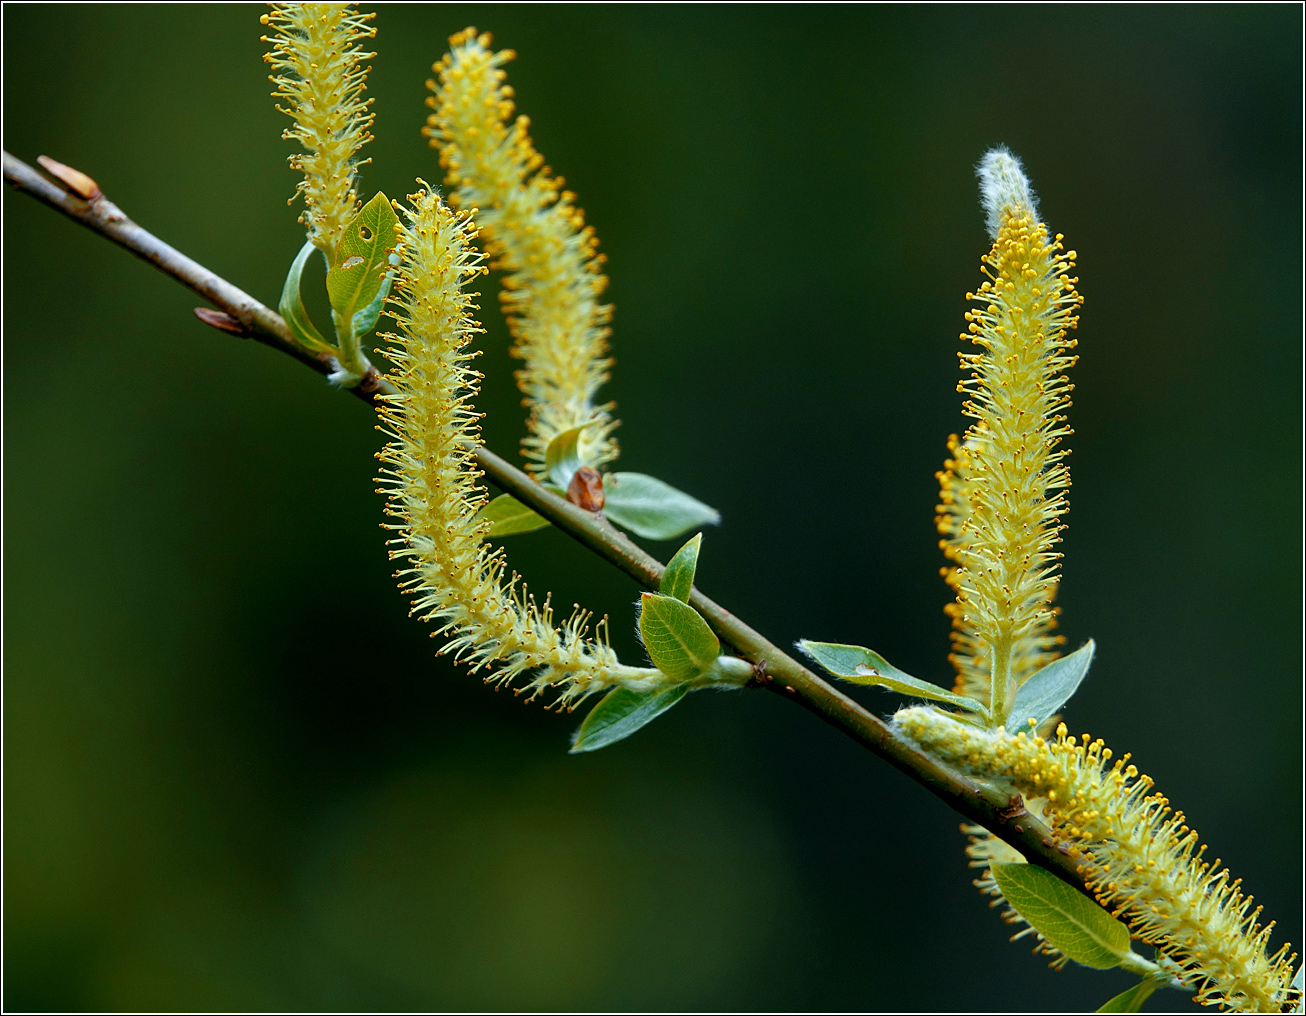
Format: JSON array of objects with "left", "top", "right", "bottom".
[
  {"left": 798, "top": 640, "right": 988, "bottom": 718},
  {"left": 1097, "top": 979, "right": 1161, "bottom": 1013},
  {"left": 278, "top": 239, "right": 335, "bottom": 355},
  {"left": 638, "top": 592, "right": 719, "bottom": 681},
  {"left": 660, "top": 533, "right": 702, "bottom": 602},
  {"left": 991, "top": 862, "right": 1131, "bottom": 970},
  {"left": 603, "top": 472, "right": 720, "bottom": 541},
  {"left": 349, "top": 252, "right": 396, "bottom": 337},
  {"left": 326, "top": 192, "right": 399, "bottom": 322},
  {"left": 545, "top": 425, "right": 587, "bottom": 489},
  {"left": 1008, "top": 639, "right": 1096, "bottom": 730},
  {"left": 569, "top": 684, "right": 691, "bottom": 753},
  {"left": 473, "top": 494, "right": 551, "bottom": 536}
]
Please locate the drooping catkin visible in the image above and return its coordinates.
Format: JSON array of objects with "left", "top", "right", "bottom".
[
  {"left": 376, "top": 186, "right": 660, "bottom": 706},
  {"left": 262, "top": 3, "right": 377, "bottom": 265},
  {"left": 898, "top": 706, "right": 1300, "bottom": 1012},
  {"left": 424, "top": 28, "right": 618, "bottom": 475}
]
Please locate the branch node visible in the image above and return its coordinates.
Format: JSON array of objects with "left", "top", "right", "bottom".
[
  {"left": 998, "top": 793, "right": 1028, "bottom": 822},
  {"left": 359, "top": 365, "right": 384, "bottom": 393}
]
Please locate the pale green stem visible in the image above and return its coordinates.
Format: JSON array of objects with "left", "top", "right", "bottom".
[
  {"left": 989, "top": 631, "right": 1014, "bottom": 727},
  {"left": 1120, "top": 950, "right": 1188, "bottom": 991},
  {"left": 330, "top": 308, "right": 373, "bottom": 386}
]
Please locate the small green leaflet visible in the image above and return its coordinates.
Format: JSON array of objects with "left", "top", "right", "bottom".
[
  {"left": 1096, "top": 979, "right": 1161, "bottom": 1013},
  {"left": 473, "top": 494, "right": 551, "bottom": 536},
  {"left": 350, "top": 252, "right": 397, "bottom": 337},
  {"left": 569, "top": 684, "right": 691, "bottom": 753},
  {"left": 545, "top": 425, "right": 587, "bottom": 489},
  {"left": 639, "top": 592, "right": 719, "bottom": 681},
  {"left": 603, "top": 472, "right": 720, "bottom": 541},
  {"left": 1008, "top": 639, "right": 1096, "bottom": 729},
  {"left": 660, "top": 533, "right": 702, "bottom": 603},
  {"left": 278, "top": 238, "right": 334, "bottom": 355},
  {"left": 798, "top": 640, "right": 988, "bottom": 718},
  {"left": 326, "top": 192, "right": 399, "bottom": 323},
  {"left": 990, "top": 862, "right": 1131, "bottom": 970}
]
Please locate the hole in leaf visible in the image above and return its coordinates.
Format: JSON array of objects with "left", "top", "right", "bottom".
[
  {"left": 359, "top": 225, "right": 373, "bottom": 241},
  {"left": 341, "top": 255, "right": 365, "bottom": 270}
]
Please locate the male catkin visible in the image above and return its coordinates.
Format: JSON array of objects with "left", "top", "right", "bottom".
[
  {"left": 425, "top": 29, "right": 618, "bottom": 475},
  {"left": 376, "top": 187, "right": 662, "bottom": 707}
]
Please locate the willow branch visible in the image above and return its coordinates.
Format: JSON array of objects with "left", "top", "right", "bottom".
[{"left": 3, "top": 149, "right": 1092, "bottom": 895}]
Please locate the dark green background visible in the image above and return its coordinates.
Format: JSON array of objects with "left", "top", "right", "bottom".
[{"left": 4, "top": 4, "right": 1301, "bottom": 1011}]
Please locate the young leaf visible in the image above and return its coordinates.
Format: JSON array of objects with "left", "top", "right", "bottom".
[
  {"left": 990, "top": 862, "right": 1131, "bottom": 970},
  {"left": 278, "top": 238, "right": 335, "bottom": 354},
  {"left": 1097, "top": 979, "right": 1161, "bottom": 1013},
  {"left": 639, "top": 592, "right": 719, "bottom": 681},
  {"left": 473, "top": 493, "right": 551, "bottom": 536},
  {"left": 602, "top": 472, "right": 720, "bottom": 541},
  {"left": 326, "top": 191, "right": 399, "bottom": 322},
  {"left": 349, "top": 252, "right": 397, "bottom": 337},
  {"left": 798, "top": 640, "right": 988, "bottom": 718},
  {"left": 660, "top": 533, "right": 702, "bottom": 603},
  {"left": 545, "top": 424, "right": 588, "bottom": 489},
  {"left": 1008, "top": 639, "right": 1096, "bottom": 730},
  {"left": 569, "top": 684, "right": 691, "bottom": 753}
]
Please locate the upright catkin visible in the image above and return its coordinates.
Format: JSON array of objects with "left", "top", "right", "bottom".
[
  {"left": 262, "top": 3, "right": 377, "bottom": 265},
  {"left": 897, "top": 707, "right": 1299, "bottom": 1012},
  {"left": 425, "top": 28, "right": 618, "bottom": 475},
  {"left": 935, "top": 148, "right": 1081, "bottom": 721},
  {"left": 376, "top": 187, "right": 661, "bottom": 706}
]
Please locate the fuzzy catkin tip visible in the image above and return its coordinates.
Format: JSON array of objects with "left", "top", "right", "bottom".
[
  {"left": 897, "top": 706, "right": 1300, "bottom": 1012},
  {"left": 978, "top": 146, "right": 1039, "bottom": 240},
  {"left": 263, "top": 2, "right": 377, "bottom": 264},
  {"left": 425, "top": 27, "right": 618, "bottom": 475},
  {"left": 376, "top": 185, "right": 659, "bottom": 707}
]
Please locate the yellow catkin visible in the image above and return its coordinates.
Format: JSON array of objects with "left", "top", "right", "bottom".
[
  {"left": 262, "top": 3, "right": 377, "bottom": 265},
  {"left": 937, "top": 432, "right": 1064, "bottom": 705},
  {"left": 424, "top": 28, "right": 617, "bottom": 475},
  {"left": 935, "top": 148, "right": 1082, "bottom": 722},
  {"left": 376, "top": 186, "right": 660, "bottom": 706},
  {"left": 898, "top": 706, "right": 1300, "bottom": 1012},
  {"left": 935, "top": 151, "right": 1086, "bottom": 964}
]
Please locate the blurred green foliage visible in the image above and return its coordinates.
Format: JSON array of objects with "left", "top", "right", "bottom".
[{"left": 3, "top": 5, "right": 1300, "bottom": 1011}]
